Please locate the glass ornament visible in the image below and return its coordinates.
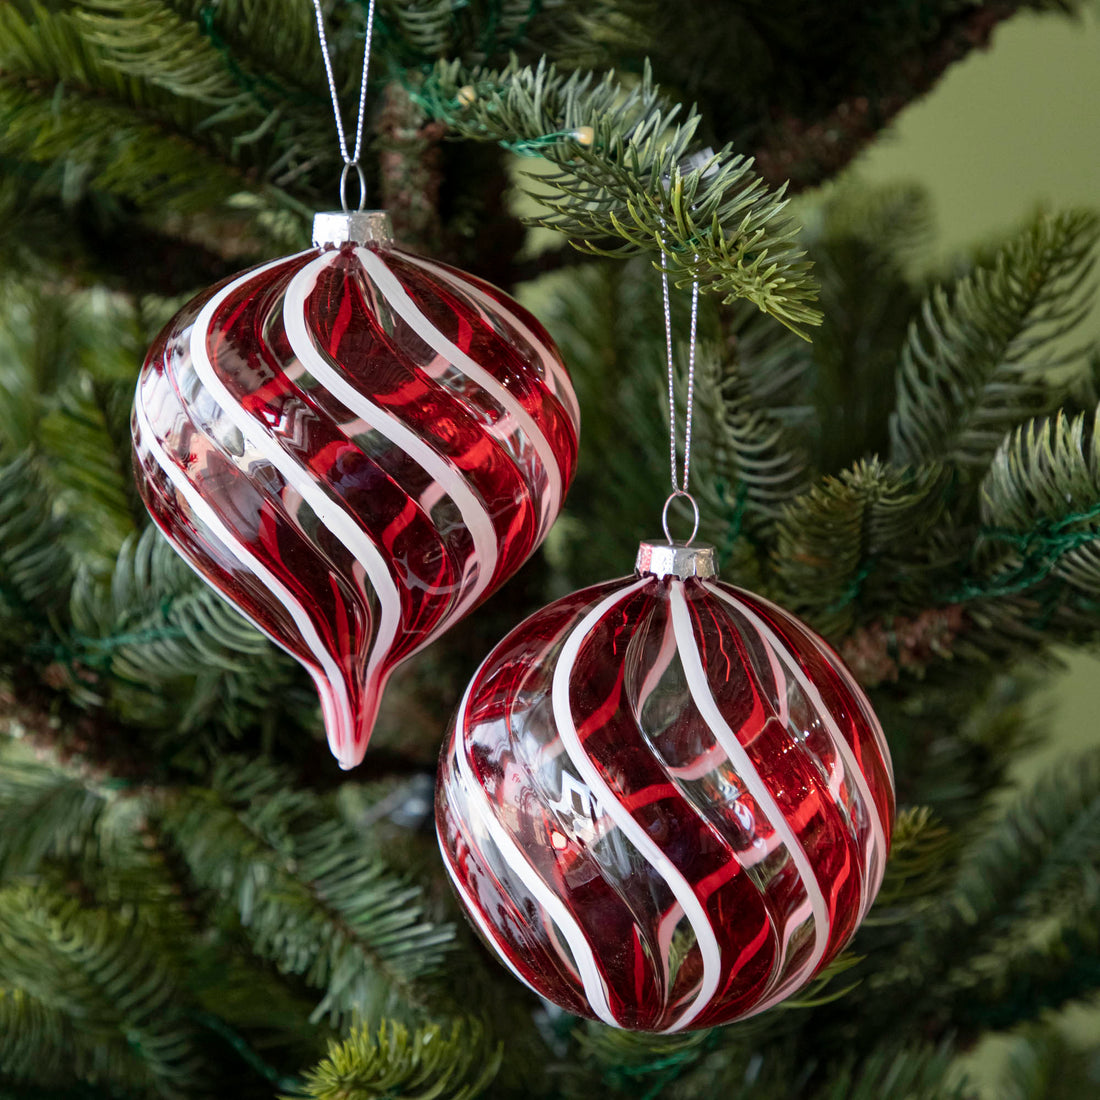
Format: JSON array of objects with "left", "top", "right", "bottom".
[
  {"left": 133, "top": 211, "right": 579, "bottom": 769},
  {"left": 436, "top": 541, "right": 893, "bottom": 1031}
]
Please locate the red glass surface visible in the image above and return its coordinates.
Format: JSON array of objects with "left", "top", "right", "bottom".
[
  {"left": 436, "top": 571, "right": 894, "bottom": 1031},
  {"left": 132, "top": 241, "right": 579, "bottom": 769}
]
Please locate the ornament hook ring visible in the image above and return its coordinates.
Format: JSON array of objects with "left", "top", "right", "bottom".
[
  {"left": 662, "top": 490, "right": 700, "bottom": 546},
  {"left": 340, "top": 161, "right": 367, "bottom": 213}
]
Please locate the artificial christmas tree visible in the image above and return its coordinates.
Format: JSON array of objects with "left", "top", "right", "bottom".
[{"left": 0, "top": 2, "right": 1098, "bottom": 1098}]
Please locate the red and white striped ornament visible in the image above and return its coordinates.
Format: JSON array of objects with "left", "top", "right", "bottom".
[
  {"left": 436, "top": 541, "right": 894, "bottom": 1031},
  {"left": 133, "top": 211, "right": 580, "bottom": 769}
]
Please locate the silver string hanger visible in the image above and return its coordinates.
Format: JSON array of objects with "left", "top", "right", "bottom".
[
  {"left": 660, "top": 250, "right": 701, "bottom": 545},
  {"left": 311, "top": 0, "right": 377, "bottom": 212}
]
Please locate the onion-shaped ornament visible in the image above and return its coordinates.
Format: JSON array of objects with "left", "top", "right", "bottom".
[
  {"left": 436, "top": 541, "right": 894, "bottom": 1031},
  {"left": 133, "top": 211, "right": 580, "bottom": 769}
]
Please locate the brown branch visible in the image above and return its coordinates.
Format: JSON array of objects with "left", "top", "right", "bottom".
[
  {"left": 752, "top": 2, "right": 1027, "bottom": 190},
  {"left": 374, "top": 81, "right": 447, "bottom": 254},
  {"left": 839, "top": 606, "right": 967, "bottom": 688}
]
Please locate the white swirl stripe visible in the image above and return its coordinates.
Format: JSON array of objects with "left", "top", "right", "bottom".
[
  {"left": 355, "top": 248, "right": 563, "bottom": 539},
  {"left": 185, "top": 253, "right": 402, "bottom": 768},
  {"left": 282, "top": 251, "right": 499, "bottom": 641},
  {"left": 401, "top": 251, "right": 582, "bottom": 428},
  {"left": 706, "top": 583, "right": 889, "bottom": 918},
  {"left": 668, "top": 581, "right": 832, "bottom": 1015},
  {"left": 135, "top": 398, "right": 355, "bottom": 757},
  {"left": 451, "top": 672, "right": 620, "bottom": 1027},
  {"left": 552, "top": 579, "right": 723, "bottom": 1033}
]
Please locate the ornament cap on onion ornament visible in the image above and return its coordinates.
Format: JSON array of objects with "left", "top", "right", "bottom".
[
  {"left": 132, "top": 208, "right": 580, "bottom": 769},
  {"left": 436, "top": 539, "right": 894, "bottom": 1031}
]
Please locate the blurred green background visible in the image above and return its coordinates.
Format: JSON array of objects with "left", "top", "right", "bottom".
[{"left": 852, "top": 9, "right": 1100, "bottom": 1090}]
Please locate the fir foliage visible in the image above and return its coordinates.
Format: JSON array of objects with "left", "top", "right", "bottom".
[
  {"left": 414, "top": 58, "right": 822, "bottom": 334},
  {"left": 0, "top": 745, "right": 107, "bottom": 881},
  {"left": 163, "top": 757, "right": 455, "bottom": 1025},
  {"left": 924, "top": 748, "right": 1100, "bottom": 972},
  {"left": 812, "top": 1042, "right": 967, "bottom": 1100},
  {"left": 293, "top": 1018, "right": 502, "bottom": 1100},
  {"left": 0, "top": 884, "right": 207, "bottom": 1097},
  {"left": 770, "top": 458, "right": 950, "bottom": 636},
  {"left": 690, "top": 333, "right": 811, "bottom": 526},
  {"left": 0, "top": 453, "right": 73, "bottom": 643},
  {"left": 978, "top": 410, "right": 1100, "bottom": 597},
  {"left": 890, "top": 210, "right": 1099, "bottom": 479}
]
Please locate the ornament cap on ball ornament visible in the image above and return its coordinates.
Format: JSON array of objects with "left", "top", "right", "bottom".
[
  {"left": 635, "top": 539, "right": 716, "bottom": 581},
  {"left": 312, "top": 210, "right": 394, "bottom": 248}
]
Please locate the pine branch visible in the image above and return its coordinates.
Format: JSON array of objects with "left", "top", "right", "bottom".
[
  {"left": 62, "top": 526, "right": 322, "bottom": 752},
  {"left": 0, "top": 168, "right": 250, "bottom": 292},
  {"left": 74, "top": 0, "right": 248, "bottom": 105},
  {"left": 0, "top": 81, "right": 249, "bottom": 215},
  {"left": 864, "top": 806, "right": 954, "bottom": 924},
  {"left": 770, "top": 458, "right": 951, "bottom": 636},
  {"left": 169, "top": 0, "right": 327, "bottom": 98},
  {"left": 531, "top": 258, "right": 679, "bottom": 584},
  {"left": 38, "top": 376, "right": 142, "bottom": 578},
  {"left": 954, "top": 906, "right": 1100, "bottom": 1032},
  {"left": 0, "top": 453, "right": 73, "bottom": 641},
  {"left": 569, "top": 1026, "right": 715, "bottom": 1100},
  {"left": 0, "top": 985, "right": 133, "bottom": 1093},
  {"left": 810, "top": 1042, "right": 966, "bottom": 1100},
  {"left": 0, "top": 884, "right": 207, "bottom": 1097},
  {"left": 0, "top": 741, "right": 108, "bottom": 879},
  {"left": 374, "top": 0, "right": 654, "bottom": 69},
  {"left": 691, "top": 337, "right": 811, "bottom": 529},
  {"left": 69, "top": 0, "right": 339, "bottom": 195},
  {"left": 413, "top": 58, "right": 821, "bottom": 335},
  {"left": 869, "top": 747, "right": 1100, "bottom": 1033},
  {"left": 0, "top": 4, "right": 257, "bottom": 211},
  {"left": 293, "top": 1018, "right": 502, "bottom": 1100},
  {"left": 890, "top": 210, "right": 1099, "bottom": 478},
  {"left": 803, "top": 183, "right": 927, "bottom": 473},
  {"left": 69, "top": 527, "right": 272, "bottom": 686},
  {"left": 938, "top": 748, "right": 1100, "bottom": 950},
  {"left": 977, "top": 409, "right": 1100, "bottom": 597},
  {"left": 163, "top": 758, "right": 455, "bottom": 1025}
]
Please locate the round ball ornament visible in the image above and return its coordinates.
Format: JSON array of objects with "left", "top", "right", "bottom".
[
  {"left": 133, "top": 211, "right": 580, "bottom": 769},
  {"left": 436, "top": 541, "right": 894, "bottom": 1031}
]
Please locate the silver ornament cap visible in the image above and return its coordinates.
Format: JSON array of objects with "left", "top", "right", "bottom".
[
  {"left": 635, "top": 540, "right": 717, "bottom": 581},
  {"left": 312, "top": 210, "right": 394, "bottom": 248}
]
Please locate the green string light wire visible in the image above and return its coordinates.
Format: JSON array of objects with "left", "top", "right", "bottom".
[
  {"left": 947, "top": 498, "right": 1100, "bottom": 604},
  {"left": 714, "top": 480, "right": 749, "bottom": 567},
  {"left": 501, "top": 128, "right": 589, "bottom": 155},
  {"left": 192, "top": 1010, "right": 304, "bottom": 1093},
  {"left": 826, "top": 560, "right": 876, "bottom": 614},
  {"left": 602, "top": 1029, "right": 720, "bottom": 1099},
  {"left": 403, "top": 72, "right": 597, "bottom": 155}
]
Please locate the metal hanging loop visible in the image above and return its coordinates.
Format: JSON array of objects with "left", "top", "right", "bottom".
[
  {"left": 662, "top": 489, "right": 700, "bottom": 546},
  {"left": 339, "top": 162, "right": 368, "bottom": 213}
]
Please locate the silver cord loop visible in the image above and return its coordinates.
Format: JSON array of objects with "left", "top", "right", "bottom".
[
  {"left": 662, "top": 490, "right": 700, "bottom": 546},
  {"left": 339, "top": 162, "right": 368, "bottom": 213},
  {"left": 655, "top": 247, "right": 699, "bottom": 525},
  {"left": 313, "top": 0, "right": 376, "bottom": 201}
]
